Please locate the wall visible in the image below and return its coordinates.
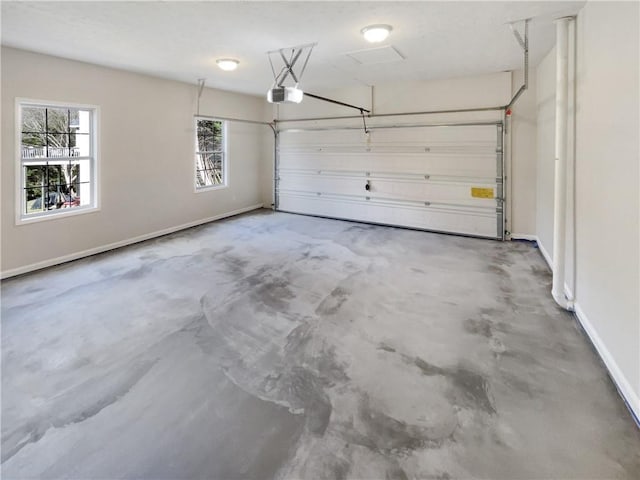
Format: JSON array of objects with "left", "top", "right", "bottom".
[
  {"left": 260, "top": 126, "right": 276, "bottom": 209},
  {"left": 535, "top": 2, "right": 639, "bottom": 421},
  {"left": 271, "top": 71, "right": 537, "bottom": 237},
  {"left": 573, "top": 2, "right": 639, "bottom": 418},
  {"left": 276, "top": 72, "right": 510, "bottom": 122},
  {"left": 1, "top": 47, "right": 267, "bottom": 276},
  {"left": 536, "top": 46, "right": 557, "bottom": 264},
  {"left": 509, "top": 68, "right": 537, "bottom": 237}
]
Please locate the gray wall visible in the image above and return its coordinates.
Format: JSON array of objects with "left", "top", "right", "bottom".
[{"left": 1, "top": 47, "right": 269, "bottom": 276}]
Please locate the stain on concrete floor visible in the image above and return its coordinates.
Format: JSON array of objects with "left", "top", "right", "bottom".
[{"left": 2, "top": 209, "right": 639, "bottom": 479}]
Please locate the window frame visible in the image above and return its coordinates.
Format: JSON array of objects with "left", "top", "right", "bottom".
[
  {"left": 194, "top": 116, "right": 228, "bottom": 192},
  {"left": 15, "top": 98, "right": 100, "bottom": 225}
]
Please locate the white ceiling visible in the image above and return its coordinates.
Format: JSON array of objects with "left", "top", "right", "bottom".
[{"left": 1, "top": 1, "right": 585, "bottom": 96}]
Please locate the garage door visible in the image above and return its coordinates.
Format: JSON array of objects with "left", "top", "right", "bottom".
[{"left": 276, "top": 122, "right": 504, "bottom": 239}]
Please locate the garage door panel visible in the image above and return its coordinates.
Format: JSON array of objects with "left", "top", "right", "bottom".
[
  {"left": 279, "top": 173, "right": 497, "bottom": 208},
  {"left": 280, "top": 129, "right": 368, "bottom": 146},
  {"left": 368, "top": 178, "right": 498, "bottom": 207},
  {"left": 279, "top": 193, "right": 498, "bottom": 238},
  {"left": 279, "top": 174, "right": 361, "bottom": 196},
  {"left": 277, "top": 123, "right": 503, "bottom": 239},
  {"left": 368, "top": 124, "right": 498, "bottom": 144},
  {"left": 280, "top": 152, "right": 497, "bottom": 178}
]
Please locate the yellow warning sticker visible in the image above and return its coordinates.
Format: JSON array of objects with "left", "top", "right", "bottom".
[{"left": 471, "top": 187, "right": 495, "bottom": 199}]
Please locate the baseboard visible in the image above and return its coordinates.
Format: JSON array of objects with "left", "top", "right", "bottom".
[
  {"left": 532, "top": 237, "right": 573, "bottom": 299},
  {"left": 573, "top": 302, "right": 640, "bottom": 427},
  {"left": 1, "top": 203, "right": 264, "bottom": 279},
  {"left": 537, "top": 238, "right": 553, "bottom": 271},
  {"left": 513, "top": 235, "right": 638, "bottom": 426}
]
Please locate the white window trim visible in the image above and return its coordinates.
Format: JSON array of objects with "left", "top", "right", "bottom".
[
  {"left": 194, "top": 116, "right": 228, "bottom": 193},
  {"left": 15, "top": 98, "right": 100, "bottom": 225}
]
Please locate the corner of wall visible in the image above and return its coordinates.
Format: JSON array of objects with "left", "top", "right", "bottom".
[{"left": 509, "top": 67, "right": 538, "bottom": 237}]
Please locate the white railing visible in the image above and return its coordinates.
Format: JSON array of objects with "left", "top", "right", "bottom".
[{"left": 22, "top": 146, "right": 80, "bottom": 159}]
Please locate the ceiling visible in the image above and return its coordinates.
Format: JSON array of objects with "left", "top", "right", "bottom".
[{"left": 1, "top": 1, "right": 585, "bottom": 96}]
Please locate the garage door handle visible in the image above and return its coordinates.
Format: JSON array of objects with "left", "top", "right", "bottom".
[{"left": 365, "top": 181, "right": 371, "bottom": 191}]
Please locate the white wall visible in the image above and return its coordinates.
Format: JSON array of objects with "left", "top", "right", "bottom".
[
  {"left": 276, "top": 72, "right": 510, "bottom": 122},
  {"left": 1, "top": 47, "right": 268, "bottom": 276},
  {"left": 271, "top": 71, "right": 537, "bottom": 237},
  {"left": 509, "top": 68, "right": 537, "bottom": 237},
  {"left": 573, "top": 2, "right": 639, "bottom": 417},
  {"left": 535, "top": 2, "right": 639, "bottom": 420},
  {"left": 260, "top": 127, "right": 276, "bottom": 209},
  {"left": 536, "top": 46, "right": 557, "bottom": 264}
]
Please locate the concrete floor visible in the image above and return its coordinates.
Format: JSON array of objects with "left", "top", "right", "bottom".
[{"left": 2, "top": 209, "right": 639, "bottom": 479}]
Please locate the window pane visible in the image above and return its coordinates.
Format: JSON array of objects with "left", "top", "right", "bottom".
[
  {"left": 210, "top": 169, "right": 223, "bottom": 185},
  {"left": 212, "top": 134, "right": 222, "bottom": 152},
  {"left": 22, "top": 107, "right": 45, "bottom": 133},
  {"left": 46, "top": 108, "right": 69, "bottom": 133},
  {"left": 197, "top": 120, "right": 223, "bottom": 151},
  {"left": 210, "top": 153, "right": 223, "bottom": 170},
  {"left": 196, "top": 171, "right": 206, "bottom": 188},
  {"left": 62, "top": 164, "right": 80, "bottom": 197},
  {"left": 74, "top": 133, "right": 90, "bottom": 156},
  {"left": 25, "top": 165, "right": 44, "bottom": 186},
  {"left": 77, "top": 181, "right": 91, "bottom": 206},
  {"left": 24, "top": 187, "right": 72, "bottom": 213},
  {"left": 74, "top": 110, "right": 91, "bottom": 135},
  {"left": 197, "top": 119, "right": 216, "bottom": 133},
  {"left": 46, "top": 133, "right": 69, "bottom": 155},
  {"left": 25, "top": 187, "right": 44, "bottom": 214},
  {"left": 195, "top": 153, "right": 207, "bottom": 171},
  {"left": 24, "top": 167, "right": 45, "bottom": 212},
  {"left": 197, "top": 132, "right": 215, "bottom": 152},
  {"left": 43, "top": 164, "right": 84, "bottom": 198},
  {"left": 43, "top": 165, "right": 63, "bottom": 187},
  {"left": 21, "top": 133, "right": 46, "bottom": 159},
  {"left": 197, "top": 169, "right": 223, "bottom": 187},
  {"left": 196, "top": 153, "right": 222, "bottom": 170},
  {"left": 69, "top": 109, "right": 80, "bottom": 129}
]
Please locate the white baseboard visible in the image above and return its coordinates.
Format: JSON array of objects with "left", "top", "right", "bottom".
[
  {"left": 532, "top": 237, "right": 573, "bottom": 299},
  {"left": 573, "top": 302, "right": 640, "bottom": 427},
  {"left": 1, "top": 203, "right": 264, "bottom": 279},
  {"left": 537, "top": 238, "right": 553, "bottom": 271},
  {"left": 514, "top": 234, "right": 638, "bottom": 427}
]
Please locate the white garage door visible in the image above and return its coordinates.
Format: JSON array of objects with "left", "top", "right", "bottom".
[{"left": 276, "top": 122, "right": 504, "bottom": 239}]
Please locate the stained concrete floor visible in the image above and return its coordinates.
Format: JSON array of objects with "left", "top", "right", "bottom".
[{"left": 2, "top": 209, "right": 639, "bottom": 479}]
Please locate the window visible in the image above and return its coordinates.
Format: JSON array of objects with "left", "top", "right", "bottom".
[
  {"left": 195, "top": 118, "right": 226, "bottom": 190},
  {"left": 17, "top": 100, "right": 98, "bottom": 222}
]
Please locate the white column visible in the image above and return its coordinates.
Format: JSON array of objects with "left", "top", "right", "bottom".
[{"left": 552, "top": 17, "right": 573, "bottom": 310}]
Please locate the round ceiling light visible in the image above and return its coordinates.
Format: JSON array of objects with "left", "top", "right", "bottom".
[
  {"left": 361, "top": 24, "right": 392, "bottom": 43},
  {"left": 216, "top": 58, "right": 239, "bottom": 71}
]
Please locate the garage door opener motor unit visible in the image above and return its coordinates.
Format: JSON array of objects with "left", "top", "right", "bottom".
[{"left": 266, "top": 43, "right": 316, "bottom": 104}]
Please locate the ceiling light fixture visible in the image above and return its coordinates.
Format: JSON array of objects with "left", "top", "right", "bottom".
[
  {"left": 216, "top": 58, "right": 239, "bottom": 71},
  {"left": 361, "top": 24, "right": 392, "bottom": 43}
]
